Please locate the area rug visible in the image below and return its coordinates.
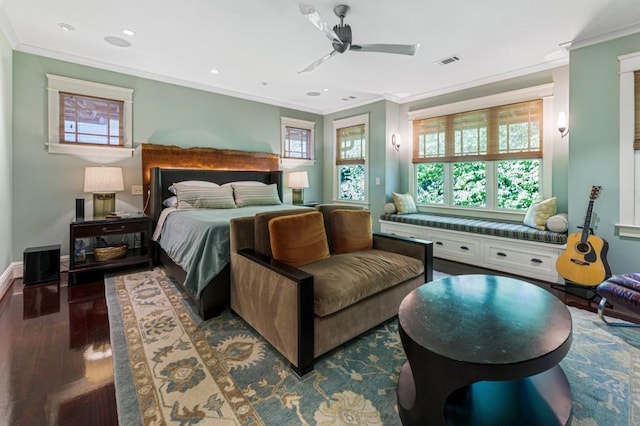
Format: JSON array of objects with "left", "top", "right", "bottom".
[{"left": 106, "top": 268, "right": 640, "bottom": 425}]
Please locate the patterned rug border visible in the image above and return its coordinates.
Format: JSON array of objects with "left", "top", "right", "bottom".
[{"left": 106, "top": 268, "right": 640, "bottom": 425}]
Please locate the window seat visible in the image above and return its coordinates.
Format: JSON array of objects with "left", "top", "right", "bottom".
[
  {"left": 379, "top": 213, "right": 567, "bottom": 284},
  {"left": 380, "top": 213, "right": 567, "bottom": 245}
]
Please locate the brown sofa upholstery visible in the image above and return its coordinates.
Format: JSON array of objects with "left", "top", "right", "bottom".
[{"left": 229, "top": 205, "right": 434, "bottom": 376}]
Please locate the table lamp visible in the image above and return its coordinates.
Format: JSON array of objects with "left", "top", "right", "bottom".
[
  {"left": 288, "top": 171, "right": 309, "bottom": 205},
  {"left": 84, "top": 166, "right": 124, "bottom": 218}
]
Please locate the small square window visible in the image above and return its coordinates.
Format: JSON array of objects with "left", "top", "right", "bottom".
[{"left": 281, "top": 117, "right": 315, "bottom": 166}]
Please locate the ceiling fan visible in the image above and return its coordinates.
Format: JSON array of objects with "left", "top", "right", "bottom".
[{"left": 298, "top": 2, "right": 420, "bottom": 73}]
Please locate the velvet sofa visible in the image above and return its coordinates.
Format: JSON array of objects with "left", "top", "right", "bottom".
[{"left": 229, "top": 205, "right": 434, "bottom": 375}]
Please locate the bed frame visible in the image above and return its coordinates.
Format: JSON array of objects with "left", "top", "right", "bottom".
[
  {"left": 143, "top": 143, "right": 282, "bottom": 320},
  {"left": 149, "top": 167, "right": 283, "bottom": 319}
]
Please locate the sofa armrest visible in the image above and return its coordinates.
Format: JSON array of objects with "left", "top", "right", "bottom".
[
  {"left": 232, "top": 249, "right": 315, "bottom": 376},
  {"left": 373, "top": 232, "right": 433, "bottom": 283}
]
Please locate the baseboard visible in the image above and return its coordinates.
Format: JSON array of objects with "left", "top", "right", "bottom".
[
  {"left": 0, "top": 262, "right": 18, "bottom": 301},
  {"left": 0, "top": 256, "right": 69, "bottom": 301}
]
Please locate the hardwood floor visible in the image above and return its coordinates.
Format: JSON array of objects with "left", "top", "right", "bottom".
[{"left": 0, "top": 261, "right": 637, "bottom": 425}]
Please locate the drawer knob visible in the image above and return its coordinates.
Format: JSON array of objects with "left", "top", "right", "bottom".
[
  {"left": 497, "top": 252, "right": 507, "bottom": 257},
  {"left": 531, "top": 258, "right": 543, "bottom": 263},
  {"left": 435, "top": 241, "right": 444, "bottom": 246},
  {"left": 460, "top": 246, "right": 469, "bottom": 251}
]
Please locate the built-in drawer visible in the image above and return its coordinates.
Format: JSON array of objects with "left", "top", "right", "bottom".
[
  {"left": 380, "top": 221, "right": 427, "bottom": 239},
  {"left": 427, "top": 229, "right": 480, "bottom": 262},
  {"left": 483, "top": 241, "right": 559, "bottom": 280}
]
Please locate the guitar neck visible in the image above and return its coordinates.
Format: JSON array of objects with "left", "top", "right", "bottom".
[{"left": 580, "top": 200, "right": 595, "bottom": 242}]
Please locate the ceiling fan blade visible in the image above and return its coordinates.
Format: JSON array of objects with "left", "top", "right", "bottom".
[
  {"left": 298, "top": 50, "right": 337, "bottom": 74},
  {"left": 298, "top": 2, "right": 343, "bottom": 45},
  {"left": 351, "top": 43, "right": 420, "bottom": 56}
]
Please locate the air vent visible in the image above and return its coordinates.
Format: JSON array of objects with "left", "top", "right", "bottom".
[{"left": 436, "top": 55, "right": 461, "bottom": 66}]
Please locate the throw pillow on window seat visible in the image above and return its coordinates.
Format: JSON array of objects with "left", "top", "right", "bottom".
[
  {"left": 330, "top": 210, "right": 373, "bottom": 254},
  {"left": 546, "top": 213, "right": 568, "bottom": 233},
  {"left": 523, "top": 197, "right": 557, "bottom": 230},
  {"left": 392, "top": 192, "right": 418, "bottom": 214},
  {"left": 269, "top": 211, "right": 330, "bottom": 267}
]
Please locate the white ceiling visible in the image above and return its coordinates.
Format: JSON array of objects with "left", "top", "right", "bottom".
[{"left": 1, "top": 0, "right": 640, "bottom": 114}]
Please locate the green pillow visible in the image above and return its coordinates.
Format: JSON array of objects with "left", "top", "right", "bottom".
[{"left": 392, "top": 192, "right": 417, "bottom": 214}]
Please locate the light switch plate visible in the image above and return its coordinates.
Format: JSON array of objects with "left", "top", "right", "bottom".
[{"left": 131, "top": 185, "right": 143, "bottom": 195}]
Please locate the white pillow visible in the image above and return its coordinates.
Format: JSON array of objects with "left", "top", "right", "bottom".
[
  {"left": 523, "top": 197, "right": 557, "bottom": 230},
  {"left": 221, "top": 181, "right": 267, "bottom": 187},
  {"left": 168, "top": 180, "right": 219, "bottom": 195},
  {"left": 174, "top": 183, "right": 236, "bottom": 209},
  {"left": 383, "top": 202, "right": 397, "bottom": 214},
  {"left": 232, "top": 183, "right": 281, "bottom": 207},
  {"left": 546, "top": 213, "right": 568, "bottom": 233},
  {"left": 162, "top": 196, "right": 177, "bottom": 208}
]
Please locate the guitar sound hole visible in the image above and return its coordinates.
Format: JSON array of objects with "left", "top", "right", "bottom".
[{"left": 576, "top": 243, "right": 590, "bottom": 254}]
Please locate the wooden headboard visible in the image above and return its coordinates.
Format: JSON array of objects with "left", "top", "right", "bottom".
[{"left": 141, "top": 144, "right": 282, "bottom": 222}]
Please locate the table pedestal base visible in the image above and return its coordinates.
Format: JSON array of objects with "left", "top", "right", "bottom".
[{"left": 398, "top": 362, "right": 572, "bottom": 425}]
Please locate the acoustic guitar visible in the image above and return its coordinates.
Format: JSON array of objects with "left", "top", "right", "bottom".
[{"left": 556, "top": 186, "right": 612, "bottom": 286}]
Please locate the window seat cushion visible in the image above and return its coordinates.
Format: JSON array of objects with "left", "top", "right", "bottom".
[{"left": 381, "top": 213, "right": 567, "bottom": 245}]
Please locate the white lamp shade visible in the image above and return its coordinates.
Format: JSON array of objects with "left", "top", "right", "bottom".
[
  {"left": 288, "top": 171, "right": 309, "bottom": 189},
  {"left": 83, "top": 166, "right": 124, "bottom": 193},
  {"left": 557, "top": 112, "right": 568, "bottom": 129}
]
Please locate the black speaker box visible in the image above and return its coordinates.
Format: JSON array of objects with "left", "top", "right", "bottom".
[
  {"left": 23, "top": 245, "right": 61, "bottom": 285},
  {"left": 75, "top": 198, "right": 84, "bottom": 220}
]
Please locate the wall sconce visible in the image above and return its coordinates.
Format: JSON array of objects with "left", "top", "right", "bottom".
[
  {"left": 558, "top": 112, "right": 569, "bottom": 138},
  {"left": 288, "top": 171, "right": 309, "bottom": 205},
  {"left": 392, "top": 134, "right": 401, "bottom": 151},
  {"left": 84, "top": 166, "right": 124, "bottom": 218}
]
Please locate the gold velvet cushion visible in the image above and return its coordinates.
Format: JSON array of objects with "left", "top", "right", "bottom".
[
  {"left": 392, "top": 192, "right": 418, "bottom": 214},
  {"left": 268, "top": 211, "right": 330, "bottom": 267},
  {"left": 330, "top": 210, "right": 373, "bottom": 254},
  {"left": 523, "top": 197, "right": 557, "bottom": 230}
]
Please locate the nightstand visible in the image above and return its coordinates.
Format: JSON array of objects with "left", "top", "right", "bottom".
[{"left": 69, "top": 215, "right": 153, "bottom": 284}]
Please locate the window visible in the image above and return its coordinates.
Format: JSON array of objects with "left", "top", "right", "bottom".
[
  {"left": 410, "top": 85, "right": 553, "bottom": 214},
  {"left": 60, "top": 93, "right": 124, "bottom": 146},
  {"left": 281, "top": 117, "right": 315, "bottom": 166},
  {"left": 334, "top": 114, "right": 368, "bottom": 202},
  {"left": 47, "top": 74, "right": 133, "bottom": 160},
  {"left": 617, "top": 52, "right": 640, "bottom": 237}
]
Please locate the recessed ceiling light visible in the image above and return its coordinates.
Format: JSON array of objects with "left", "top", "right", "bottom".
[
  {"left": 210, "top": 69, "right": 219, "bottom": 74},
  {"left": 122, "top": 29, "right": 136, "bottom": 36},
  {"left": 323, "top": 88, "right": 330, "bottom": 92},
  {"left": 307, "top": 91, "right": 321, "bottom": 97},
  {"left": 58, "top": 23, "right": 75, "bottom": 32},
  {"left": 104, "top": 36, "right": 131, "bottom": 48}
]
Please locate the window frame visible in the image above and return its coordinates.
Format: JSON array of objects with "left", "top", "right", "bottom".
[
  {"left": 332, "top": 113, "right": 369, "bottom": 204},
  {"left": 408, "top": 84, "right": 554, "bottom": 220},
  {"left": 47, "top": 74, "right": 134, "bottom": 160},
  {"left": 280, "top": 117, "right": 315, "bottom": 166},
  {"left": 616, "top": 51, "right": 640, "bottom": 238}
]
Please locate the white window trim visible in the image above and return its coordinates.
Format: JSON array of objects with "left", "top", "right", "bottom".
[
  {"left": 616, "top": 51, "right": 640, "bottom": 238},
  {"left": 46, "top": 74, "right": 134, "bottom": 161},
  {"left": 332, "top": 113, "right": 369, "bottom": 205},
  {"left": 280, "top": 117, "right": 315, "bottom": 167},
  {"left": 408, "top": 84, "right": 555, "bottom": 219}
]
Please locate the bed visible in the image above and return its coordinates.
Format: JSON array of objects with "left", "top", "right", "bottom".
[{"left": 143, "top": 143, "right": 308, "bottom": 319}]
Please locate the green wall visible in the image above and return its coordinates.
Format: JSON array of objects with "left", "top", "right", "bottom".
[
  {"left": 0, "top": 31, "right": 12, "bottom": 275},
  {"left": 11, "top": 52, "right": 323, "bottom": 259},
  {"left": 569, "top": 33, "right": 640, "bottom": 274}
]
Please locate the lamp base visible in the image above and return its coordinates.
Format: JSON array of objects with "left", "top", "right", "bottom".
[
  {"left": 93, "top": 193, "right": 115, "bottom": 218},
  {"left": 292, "top": 189, "right": 304, "bottom": 205}
]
